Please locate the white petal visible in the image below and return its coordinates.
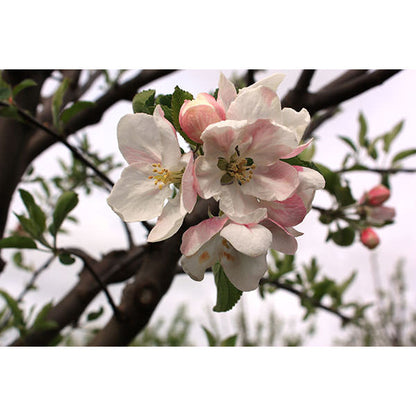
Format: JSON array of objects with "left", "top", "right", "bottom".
[
  {"left": 147, "top": 195, "right": 186, "bottom": 242},
  {"left": 281, "top": 107, "right": 310, "bottom": 141},
  {"left": 242, "top": 73, "right": 285, "bottom": 92},
  {"left": 263, "top": 220, "right": 298, "bottom": 255},
  {"left": 220, "top": 223, "right": 272, "bottom": 257},
  {"left": 180, "top": 235, "right": 220, "bottom": 281},
  {"left": 107, "top": 164, "right": 169, "bottom": 222},
  {"left": 221, "top": 250, "right": 268, "bottom": 292},
  {"left": 117, "top": 113, "right": 162, "bottom": 165},
  {"left": 217, "top": 73, "right": 237, "bottom": 112},
  {"left": 296, "top": 167, "right": 325, "bottom": 211},
  {"left": 227, "top": 86, "right": 281, "bottom": 123}
]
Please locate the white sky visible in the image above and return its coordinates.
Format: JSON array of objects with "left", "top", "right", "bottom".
[{"left": 1, "top": 69, "right": 416, "bottom": 346}]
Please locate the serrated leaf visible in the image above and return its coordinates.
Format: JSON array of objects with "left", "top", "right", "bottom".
[
  {"left": 330, "top": 226, "right": 355, "bottom": 247},
  {"left": 12, "top": 79, "right": 37, "bottom": 97},
  {"left": 49, "top": 191, "right": 79, "bottom": 237},
  {"left": 18, "top": 189, "right": 46, "bottom": 234},
  {"left": 391, "top": 149, "right": 416, "bottom": 165},
  {"left": 60, "top": 101, "right": 95, "bottom": 124},
  {"left": 212, "top": 263, "right": 243, "bottom": 312},
  {"left": 171, "top": 86, "right": 194, "bottom": 144},
  {"left": 132, "top": 89, "right": 156, "bottom": 114},
  {"left": 52, "top": 78, "right": 69, "bottom": 128},
  {"left": 86, "top": 306, "right": 104, "bottom": 322},
  {"left": 0, "top": 235, "right": 37, "bottom": 249},
  {"left": 338, "top": 135, "right": 357, "bottom": 152}
]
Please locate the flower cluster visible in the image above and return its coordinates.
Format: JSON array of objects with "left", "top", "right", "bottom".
[
  {"left": 108, "top": 73, "right": 325, "bottom": 292},
  {"left": 357, "top": 184, "right": 396, "bottom": 249}
]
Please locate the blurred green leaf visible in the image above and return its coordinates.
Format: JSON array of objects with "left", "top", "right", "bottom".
[
  {"left": 202, "top": 326, "right": 217, "bottom": 346},
  {"left": 58, "top": 252, "right": 76, "bottom": 265},
  {"left": 330, "top": 226, "right": 355, "bottom": 247},
  {"left": 52, "top": 78, "right": 69, "bottom": 128},
  {"left": 391, "top": 149, "right": 416, "bottom": 165},
  {"left": 220, "top": 334, "right": 238, "bottom": 346},
  {"left": 338, "top": 135, "right": 357, "bottom": 152},
  {"left": 0, "top": 290, "right": 25, "bottom": 335},
  {"left": 213, "top": 263, "right": 242, "bottom": 312},
  {"left": 49, "top": 191, "right": 79, "bottom": 237},
  {"left": 60, "top": 101, "right": 95, "bottom": 124},
  {"left": 19, "top": 189, "right": 46, "bottom": 234},
  {"left": 0, "top": 235, "right": 37, "bottom": 249},
  {"left": 358, "top": 112, "right": 369, "bottom": 148},
  {"left": 383, "top": 120, "right": 404, "bottom": 152},
  {"left": 12, "top": 79, "right": 37, "bottom": 97},
  {"left": 86, "top": 306, "right": 104, "bottom": 322}
]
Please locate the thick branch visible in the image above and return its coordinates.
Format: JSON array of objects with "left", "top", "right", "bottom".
[{"left": 11, "top": 246, "right": 145, "bottom": 346}]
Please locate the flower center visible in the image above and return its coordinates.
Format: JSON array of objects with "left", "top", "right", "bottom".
[
  {"left": 148, "top": 163, "right": 184, "bottom": 190},
  {"left": 217, "top": 147, "right": 256, "bottom": 186}
]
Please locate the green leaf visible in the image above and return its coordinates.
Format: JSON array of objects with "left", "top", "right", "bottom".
[
  {"left": 201, "top": 326, "right": 217, "bottom": 346},
  {"left": 0, "top": 235, "right": 37, "bottom": 249},
  {"left": 60, "top": 101, "right": 95, "bottom": 124},
  {"left": 282, "top": 155, "right": 320, "bottom": 172},
  {"left": 12, "top": 79, "right": 37, "bottom": 97},
  {"left": 383, "top": 120, "right": 404, "bottom": 152},
  {"left": 15, "top": 214, "right": 41, "bottom": 239},
  {"left": 338, "top": 135, "right": 357, "bottom": 152},
  {"left": 330, "top": 226, "right": 355, "bottom": 247},
  {"left": 0, "top": 86, "right": 11, "bottom": 101},
  {"left": 132, "top": 89, "right": 156, "bottom": 114},
  {"left": 52, "top": 78, "right": 69, "bottom": 128},
  {"left": 212, "top": 263, "right": 243, "bottom": 312},
  {"left": 49, "top": 191, "right": 79, "bottom": 237},
  {"left": 31, "top": 302, "right": 58, "bottom": 331},
  {"left": 358, "top": 112, "right": 368, "bottom": 148},
  {"left": 220, "top": 334, "right": 238, "bottom": 346},
  {"left": 0, "top": 106, "right": 24, "bottom": 122},
  {"left": 391, "top": 149, "right": 416, "bottom": 165},
  {"left": 0, "top": 290, "right": 25, "bottom": 334},
  {"left": 171, "top": 86, "right": 194, "bottom": 143},
  {"left": 86, "top": 306, "right": 104, "bottom": 322},
  {"left": 18, "top": 189, "right": 46, "bottom": 234},
  {"left": 58, "top": 252, "right": 76, "bottom": 265}
]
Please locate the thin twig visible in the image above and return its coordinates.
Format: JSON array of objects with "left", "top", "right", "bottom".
[
  {"left": 259, "top": 278, "right": 355, "bottom": 326},
  {"left": 335, "top": 166, "right": 416, "bottom": 175},
  {"left": 63, "top": 249, "right": 123, "bottom": 321}
]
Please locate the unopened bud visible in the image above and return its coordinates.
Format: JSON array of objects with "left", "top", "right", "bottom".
[
  {"left": 179, "top": 93, "right": 225, "bottom": 143},
  {"left": 360, "top": 227, "right": 380, "bottom": 249},
  {"left": 362, "top": 184, "right": 391, "bottom": 206}
]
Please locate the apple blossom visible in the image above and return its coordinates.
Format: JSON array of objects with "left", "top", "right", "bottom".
[
  {"left": 360, "top": 227, "right": 380, "bottom": 249},
  {"left": 360, "top": 184, "right": 391, "bottom": 206},
  {"left": 194, "top": 118, "right": 316, "bottom": 223},
  {"left": 107, "top": 105, "right": 197, "bottom": 242}
]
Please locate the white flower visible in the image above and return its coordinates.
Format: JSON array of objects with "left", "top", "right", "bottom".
[{"left": 107, "top": 105, "right": 197, "bottom": 242}]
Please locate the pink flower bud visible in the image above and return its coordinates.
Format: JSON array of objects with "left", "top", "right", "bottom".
[
  {"left": 179, "top": 93, "right": 226, "bottom": 143},
  {"left": 362, "top": 184, "right": 391, "bottom": 206},
  {"left": 360, "top": 227, "right": 380, "bottom": 249}
]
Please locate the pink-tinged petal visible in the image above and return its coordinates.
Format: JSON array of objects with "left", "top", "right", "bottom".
[
  {"left": 180, "top": 216, "right": 228, "bottom": 256},
  {"left": 243, "top": 73, "right": 285, "bottom": 92},
  {"left": 219, "top": 187, "right": 268, "bottom": 224},
  {"left": 194, "top": 155, "right": 223, "bottom": 199},
  {"left": 226, "top": 85, "right": 281, "bottom": 123},
  {"left": 367, "top": 206, "right": 396, "bottom": 224},
  {"left": 243, "top": 161, "right": 299, "bottom": 201},
  {"left": 295, "top": 167, "right": 325, "bottom": 211},
  {"left": 153, "top": 105, "right": 182, "bottom": 169},
  {"left": 179, "top": 93, "right": 226, "bottom": 143},
  {"left": 240, "top": 120, "right": 299, "bottom": 165},
  {"left": 220, "top": 223, "right": 272, "bottom": 257},
  {"left": 262, "top": 219, "right": 298, "bottom": 255},
  {"left": 217, "top": 73, "right": 237, "bottom": 112},
  {"left": 147, "top": 195, "right": 187, "bottom": 243},
  {"left": 286, "top": 226, "right": 303, "bottom": 237},
  {"left": 107, "top": 163, "right": 170, "bottom": 222},
  {"left": 263, "top": 193, "right": 307, "bottom": 227},
  {"left": 281, "top": 107, "right": 310, "bottom": 141},
  {"left": 281, "top": 139, "right": 313, "bottom": 159},
  {"left": 180, "top": 235, "right": 221, "bottom": 282},
  {"left": 221, "top": 250, "right": 268, "bottom": 292},
  {"left": 201, "top": 119, "right": 248, "bottom": 160},
  {"left": 117, "top": 113, "right": 162, "bottom": 165},
  {"left": 180, "top": 152, "right": 197, "bottom": 213}
]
